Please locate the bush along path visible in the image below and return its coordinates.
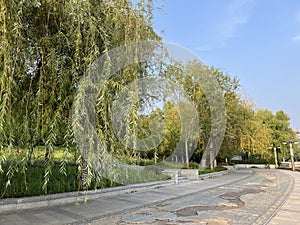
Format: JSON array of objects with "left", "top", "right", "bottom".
[{"left": 0, "top": 160, "right": 169, "bottom": 199}]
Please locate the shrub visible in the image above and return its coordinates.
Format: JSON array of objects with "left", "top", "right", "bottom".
[
  {"left": 0, "top": 160, "right": 168, "bottom": 198},
  {"left": 0, "top": 160, "right": 118, "bottom": 198},
  {"left": 198, "top": 166, "right": 226, "bottom": 175},
  {"left": 188, "top": 162, "right": 199, "bottom": 169},
  {"left": 230, "top": 158, "right": 271, "bottom": 165}
]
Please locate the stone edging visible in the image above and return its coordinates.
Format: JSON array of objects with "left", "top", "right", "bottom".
[
  {"left": 253, "top": 170, "right": 295, "bottom": 225},
  {"left": 199, "top": 169, "right": 230, "bottom": 179},
  {"left": 0, "top": 177, "right": 188, "bottom": 214},
  {"left": 0, "top": 168, "right": 232, "bottom": 214}
]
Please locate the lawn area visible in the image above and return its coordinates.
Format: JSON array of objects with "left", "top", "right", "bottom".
[
  {"left": 1, "top": 146, "right": 75, "bottom": 162},
  {"left": 0, "top": 147, "right": 171, "bottom": 198},
  {"left": 0, "top": 147, "right": 227, "bottom": 198}
]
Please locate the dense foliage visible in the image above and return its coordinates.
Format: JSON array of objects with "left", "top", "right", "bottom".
[
  {"left": 0, "top": 0, "right": 161, "bottom": 194},
  {"left": 0, "top": 0, "right": 297, "bottom": 197}
]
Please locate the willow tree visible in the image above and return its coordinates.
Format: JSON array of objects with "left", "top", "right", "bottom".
[{"left": 0, "top": 0, "right": 159, "bottom": 192}]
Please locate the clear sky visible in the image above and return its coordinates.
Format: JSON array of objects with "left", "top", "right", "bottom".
[{"left": 153, "top": 0, "right": 300, "bottom": 129}]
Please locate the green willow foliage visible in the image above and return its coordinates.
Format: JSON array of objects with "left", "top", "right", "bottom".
[
  {"left": 1, "top": 0, "right": 295, "bottom": 197},
  {"left": 0, "top": 0, "right": 159, "bottom": 193}
]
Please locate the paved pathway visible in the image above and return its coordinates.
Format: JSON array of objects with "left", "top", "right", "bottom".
[
  {"left": 0, "top": 168, "right": 296, "bottom": 225},
  {"left": 90, "top": 169, "right": 293, "bottom": 225},
  {"left": 0, "top": 170, "right": 247, "bottom": 225},
  {"left": 268, "top": 169, "right": 300, "bottom": 225}
]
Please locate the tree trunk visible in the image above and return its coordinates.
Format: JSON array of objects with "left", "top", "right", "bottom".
[{"left": 185, "top": 139, "right": 189, "bottom": 168}]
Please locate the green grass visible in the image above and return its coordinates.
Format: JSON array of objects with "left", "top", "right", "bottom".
[
  {"left": 0, "top": 161, "right": 79, "bottom": 198},
  {"left": 1, "top": 146, "right": 75, "bottom": 161},
  {"left": 0, "top": 159, "right": 169, "bottom": 198},
  {"left": 0, "top": 147, "right": 225, "bottom": 198},
  {"left": 198, "top": 166, "right": 227, "bottom": 175}
]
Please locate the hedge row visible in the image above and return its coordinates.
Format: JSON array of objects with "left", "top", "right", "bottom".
[{"left": 0, "top": 161, "right": 116, "bottom": 198}]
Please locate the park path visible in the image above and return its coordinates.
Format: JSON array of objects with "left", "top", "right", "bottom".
[
  {"left": 268, "top": 169, "right": 300, "bottom": 225},
  {"left": 0, "top": 168, "right": 297, "bottom": 225},
  {"left": 0, "top": 169, "right": 252, "bottom": 225}
]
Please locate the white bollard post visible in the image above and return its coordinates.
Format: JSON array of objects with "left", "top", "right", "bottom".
[{"left": 175, "top": 171, "right": 179, "bottom": 185}]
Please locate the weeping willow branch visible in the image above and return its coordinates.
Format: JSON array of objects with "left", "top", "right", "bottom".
[{"left": 1, "top": 0, "right": 161, "bottom": 194}]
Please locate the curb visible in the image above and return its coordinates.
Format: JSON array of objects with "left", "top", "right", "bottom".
[
  {"left": 199, "top": 169, "right": 231, "bottom": 179},
  {"left": 0, "top": 169, "right": 232, "bottom": 214},
  {"left": 0, "top": 177, "right": 188, "bottom": 214},
  {"left": 258, "top": 170, "right": 296, "bottom": 225}
]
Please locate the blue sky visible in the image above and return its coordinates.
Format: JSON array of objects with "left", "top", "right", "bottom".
[{"left": 153, "top": 0, "right": 300, "bottom": 129}]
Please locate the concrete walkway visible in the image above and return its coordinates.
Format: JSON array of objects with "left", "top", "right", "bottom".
[
  {"left": 268, "top": 170, "right": 300, "bottom": 225},
  {"left": 0, "top": 170, "right": 252, "bottom": 225},
  {"left": 0, "top": 169, "right": 298, "bottom": 225},
  {"left": 90, "top": 169, "right": 293, "bottom": 225}
]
